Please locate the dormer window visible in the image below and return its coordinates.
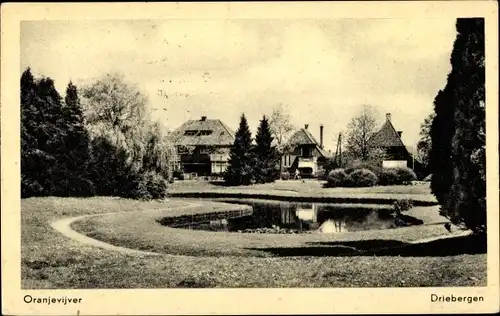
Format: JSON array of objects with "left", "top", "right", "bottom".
[{"left": 183, "top": 130, "right": 213, "bottom": 136}]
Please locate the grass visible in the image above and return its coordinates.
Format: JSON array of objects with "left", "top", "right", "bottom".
[
  {"left": 72, "top": 201, "right": 453, "bottom": 257},
  {"left": 22, "top": 196, "right": 487, "bottom": 288},
  {"left": 168, "top": 180, "right": 438, "bottom": 204}
]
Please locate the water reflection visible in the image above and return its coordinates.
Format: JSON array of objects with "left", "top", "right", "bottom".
[{"left": 188, "top": 199, "right": 403, "bottom": 233}]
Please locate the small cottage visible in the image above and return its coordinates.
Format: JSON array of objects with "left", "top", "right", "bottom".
[
  {"left": 369, "top": 113, "right": 424, "bottom": 177},
  {"left": 282, "top": 124, "right": 330, "bottom": 178}
]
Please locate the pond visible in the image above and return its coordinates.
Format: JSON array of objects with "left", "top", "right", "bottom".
[{"left": 171, "top": 199, "right": 424, "bottom": 234}]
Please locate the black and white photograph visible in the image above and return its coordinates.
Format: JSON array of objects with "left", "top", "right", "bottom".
[{"left": 2, "top": 1, "right": 499, "bottom": 315}]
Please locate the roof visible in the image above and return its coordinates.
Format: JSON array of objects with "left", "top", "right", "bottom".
[
  {"left": 171, "top": 118, "right": 235, "bottom": 146},
  {"left": 369, "top": 119, "right": 406, "bottom": 148},
  {"left": 287, "top": 128, "right": 330, "bottom": 157}
]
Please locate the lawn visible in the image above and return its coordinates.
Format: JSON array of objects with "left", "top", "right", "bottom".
[
  {"left": 168, "top": 180, "right": 438, "bottom": 204},
  {"left": 22, "top": 195, "right": 487, "bottom": 288}
]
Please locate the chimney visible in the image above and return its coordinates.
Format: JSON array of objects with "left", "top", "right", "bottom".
[
  {"left": 397, "top": 131, "right": 402, "bottom": 138},
  {"left": 200, "top": 116, "right": 207, "bottom": 121},
  {"left": 320, "top": 124, "right": 324, "bottom": 149},
  {"left": 304, "top": 124, "right": 309, "bottom": 130},
  {"left": 386, "top": 113, "right": 391, "bottom": 122}
]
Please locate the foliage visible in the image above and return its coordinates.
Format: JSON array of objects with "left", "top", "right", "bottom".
[
  {"left": 393, "top": 199, "right": 414, "bottom": 214},
  {"left": 320, "top": 157, "right": 339, "bottom": 180},
  {"left": 81, "top": 73, "right": 173, "bottom": 198},
  {"left": 346, "top": 168, "right": 378, "bottom": 187},
  {"left": 224, "top": 114, "right": 255, "bottom": 185},
  {"left": 345, "top": 105, "right": 379, "bottom": 161},
  {"left": 378, "top": 168, "right": 399, "bottom": 186},
  {"left": 280, "top": 171, "right": 290, "bottom": 180},
  {"left": 394, "top": 167, "right": 417, "bottom": 184},
  {"left": 416, "top": 113, "right": 435, "bottom": 172},
  {"left": 21, "top": 69, "right": 94, "bottom": 197},
  {"left": 254, "top": 116, "right": 279, "bottom": 183},
  {"left": 429, "top": 18, "right": 486, "bottom": 233},
  {"left": 269, "top": 103, "right": 295, "bottom": 175},
  {"left": 344, "top": 161, "right": 382, "bottom": 178},
  {"left": 130, "top": 171, "right": 169, "bottom": 200},
  {"left": 324, "top": 169, "right": 349, "bottom": 188}
]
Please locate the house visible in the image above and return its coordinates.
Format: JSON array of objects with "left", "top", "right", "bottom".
[
  {"left": 369, "top": 113, "right": 424, "bottom": 178},
  {"left": 282, "top": 124, "right": 330, "bottom": 178},
  {"left": 171, "top": 116, "right": 235, "bottom": 177}
]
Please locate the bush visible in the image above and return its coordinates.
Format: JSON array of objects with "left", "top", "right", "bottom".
[
  {"left": 344, "top": 162, "right": 382, "bottom": 177},
  {"left": 54, "top": 175, "right": 96, "bottom": 197},
  {"left": 394, "top": 167, "right": 417, "bottom": 184},
  {"left": 280, "top": 171, "right": 290, "bottom": 180},
  {"left": 325, "top": 169, "right": 349, "bottom": 187},
  {"left": 346, "top": 168, "right": 378, "bottom": 187},
  {"left": 378, "top": 168, "right": 399, "bottom": 186},
  {"left": 393, "top": 199, "right": 414, "bottom": 214},
  {"left": 129, "top": 172, "right": 168, "bottom": 200}
]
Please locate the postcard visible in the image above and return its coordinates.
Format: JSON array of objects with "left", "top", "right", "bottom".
[{"left": 1, "top": 1, "right": 499, "bottom": 315}]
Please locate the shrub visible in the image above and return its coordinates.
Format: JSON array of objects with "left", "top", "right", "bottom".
[
  {"left": 378, "top": 168, "right": 399, "bottom": 186},
  {"left": 346, "top": 168, "right": 378, "bottom": 187},
  {"left": 325, "top": 169, "right": 349, "bottom": 187},
  {"left": 394, "top": 167, "right": 417, "bottom": 184},
  {"left": 344, "top": 162, "right": 382, "bottom": 177},
  {"left": 129, "top": 172, "right": 168, "bottom": 200},
  {"left": 280, "top": 171, "right": 290, "bottom": 180},
  {"left": 393, "top": 199, "right": 414, "bottom": 214}
]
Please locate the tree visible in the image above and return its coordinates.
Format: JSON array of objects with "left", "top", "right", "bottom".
[
  {"left": 429, "top": 18, "right": 485, "bottom": 234},
  {"left": 269, "top": 103, "right": 295, "bottom": 176},
  {"left": 224, "top": 114, "right": 254, "bottom": 185},
  {"left": 254, "top": 115, "right": 279, "bottom": 183},
  {"left": 61, "top": 82, "right": 93, "bottom": 180},
  {"left": 81, "top": 73, "right": 151, "bottom": 172},
  {"left": 416, "top": 113, "right": 435, "bottom": 172},
  {"left": 345, "top": 104, "right": 379, "bottom": 161},
  {"left": 81, "top": 73, "right": 171, "bottom": 198},
  {"left": 21, "top": 69, "right": 69, "bottom": 197},
  {"left": 142, "top": 121, "right": 175, "bottom": 179}
]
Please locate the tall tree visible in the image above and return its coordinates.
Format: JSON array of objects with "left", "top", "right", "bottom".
[
  {"left": 62, "top": 82, "right": 92, "bottom": 175},
  {"left": 254, "top": 115, "right": 278, "bottom": 183},
  {"left": 429, "top": 18, "right": 485, "bottom": 234},
  {"left": 225, "top": 114, "right": 254, "bottom": 185},
  {"left": 81, "top": 73, "right": 151, "bottom": 172},
  {"left": 269, "top": 103, "right": 295, "bottom": 176},
  {"left": 416, "top": 112, "right": 435, "bottom": 172},
  {"left": 345, "top": 104, "right": 378, "bottom": 161}
]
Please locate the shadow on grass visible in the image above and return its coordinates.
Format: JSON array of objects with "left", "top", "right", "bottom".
[{"left": 246, "top": 234, "right": 486, "bottom": 257}]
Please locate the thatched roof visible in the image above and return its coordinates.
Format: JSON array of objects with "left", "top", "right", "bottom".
[
  {"left": 369, "top": 115, "right": 406, "bottom": 148},
  {"left": 287, "top": 127, "right": 330, "bottom": 157},
  {"left": 171, "top": 117, "right": 235, "bottom": 146}
]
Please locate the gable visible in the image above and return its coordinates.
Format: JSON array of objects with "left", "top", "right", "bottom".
[
  {"left": 287, "top": 128, "right": 330, "bottom": 157},
  {"left": 369, "top": 120, "right": 406, "bottom": 148}
]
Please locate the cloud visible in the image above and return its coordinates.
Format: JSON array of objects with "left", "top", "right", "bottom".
[{"left": 20, "top": 18, "right": 457, "bottom": 149}]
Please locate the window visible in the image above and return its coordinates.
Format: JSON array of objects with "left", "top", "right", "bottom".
[
  {"left": 199, "top": 130, "right": 213, "bottom": 136},
  {"left": 184, "top": 130, "right": 198, "bottom": 136},
  {"left": 302, "top": 147, "right": 312, "bottom": 158}
]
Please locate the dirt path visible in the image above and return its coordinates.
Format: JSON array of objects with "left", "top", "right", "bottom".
[{"left": 50, "top": 200, "right": 201, "bottom": 257}]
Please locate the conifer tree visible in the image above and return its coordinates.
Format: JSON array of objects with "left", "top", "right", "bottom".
[
  {"left": 254, "top": 115, "right": 278, "bottom": 183},
  {"left": 21, "top": 69, "right": 68, "bottom": 196},
  {"left": 225, "top": 114, "right": 254, "bottom": 185},
  {"left": 58, "top": 81, "right": 95, "bottom": 196},
  {"left": 430, "top": 18, "right": 485, "bottom": 234}
]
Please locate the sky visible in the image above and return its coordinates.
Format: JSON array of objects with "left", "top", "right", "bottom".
[{"left": 21, "top": 18, "right": 457, "bottom": 151}]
